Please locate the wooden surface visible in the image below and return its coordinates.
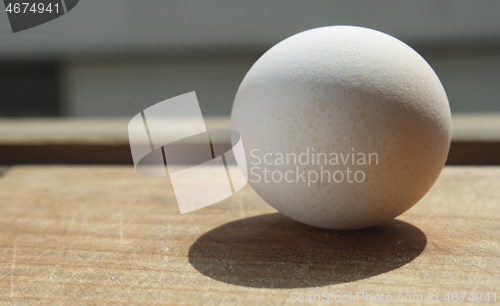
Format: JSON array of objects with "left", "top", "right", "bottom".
[
  {"left": 0, "top": 166, "right": 498, "bottom": 305},
  {"left": 0, "top": 115, "right": 499, "bottom": 164}
]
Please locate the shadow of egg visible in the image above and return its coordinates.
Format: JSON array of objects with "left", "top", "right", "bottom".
[{"left": 188, "top": 213, "right": 426, "bottom": 289}]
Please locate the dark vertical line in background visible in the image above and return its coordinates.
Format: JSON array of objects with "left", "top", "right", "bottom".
[
  {"left": 161, "top": 146, "right": 167, "bottom": 166},
  {"left": 55, "top": 61, "right": 64, "bottom": 116},
  {"left": 221, "top": 154, "right": 235, "bottom": 194},
  {"left": 140, "top": 111, "right": 155, "bottom": 151},
  {"left": 207, "top": 130, "right": 215, "bottom": 159}
]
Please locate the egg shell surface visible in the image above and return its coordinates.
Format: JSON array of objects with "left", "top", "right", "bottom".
[{"left": 231, "top": 26, "right": 451, "bottom": 230}]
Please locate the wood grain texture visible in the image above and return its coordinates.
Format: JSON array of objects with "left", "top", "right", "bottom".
[{"left": 0, "top": 166, "right": 498, "bottom": 305}]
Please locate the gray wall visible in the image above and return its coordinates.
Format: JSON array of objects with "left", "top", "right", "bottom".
[{"left": 1, "top": 0, "right": 499, "bottom": 116}]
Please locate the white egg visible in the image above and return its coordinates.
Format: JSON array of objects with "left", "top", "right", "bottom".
[{"left": 231, "top": 26, "right": 451, "bottom": 230}]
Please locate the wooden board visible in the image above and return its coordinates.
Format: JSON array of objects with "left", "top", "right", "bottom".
[
  {"left": 0, "top": 166, "right": 498, "bottom": 305},
  {"left": 0, "top": 115, "right": 499, "bottom": 164}
]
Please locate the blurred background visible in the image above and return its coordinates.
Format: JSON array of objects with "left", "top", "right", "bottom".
[
  {"left": 0, "top": 0, "right": 499, "bottom": 164},
  {"left": 1, "top": 0, "right": 500, "bottom": 117}
]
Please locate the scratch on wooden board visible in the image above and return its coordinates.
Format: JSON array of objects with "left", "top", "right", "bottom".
[
  {"left": 328, "top": 262, "right": 338, "bottom": 281},
  {"left": 77, "top": 255, "right": 133, "bottom": 303},
  {"left": 18, "top": 288, "right": 32, "bottom": 306},
  {"left": 70, "top": 272, "right": 91, "bottom": 302},
  {"left": 45, "top": 278, "right": 63, "bottom": 300},
  {"left": 135, "top": 271, "right": 160, "bottom": 305},
  {"left": 49, "top": 270, "right": 58, "bottom": 283},
  {"left": 184, "top": 277, "right": 215, "bottom": 306},
  {"left": 10, "top": 244, "right": 16, "bottom": 297}
]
